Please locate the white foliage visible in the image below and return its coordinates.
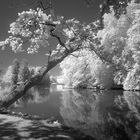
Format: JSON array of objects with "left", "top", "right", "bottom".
[
  {"left": 91, "top": 60, "right": 114, "bottom": 89},
  {"left": 2, "top": 1, "right": 140, "bottom": 90},
  {"left": 123, "top": 64, "right": 140, "bottom": 90},
  {"left": 2, "top": 66, "right": 13, "bottom": 84},
  {"left": 96, "top": 1, "right": 140, "bottom": 90},
  {"left": 59, "top": 49, "right": 114, "bottom": 89}
]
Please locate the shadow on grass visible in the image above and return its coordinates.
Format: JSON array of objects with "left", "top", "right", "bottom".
[
  {"left": 0, "top": 117, "right": 94, "bottom": 140},
  {"left": 0, "top": 118, "right": 21, "bottom": 139}
]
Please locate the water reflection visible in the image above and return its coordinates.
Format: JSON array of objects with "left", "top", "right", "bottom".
[
  {"left": 13, "top": 85, "right": 63, "bottom": 121},
  {"left": 16, "top": 86, "right": 50, "bottom": 106},
  {"left": 60, "top": 89, "right": 140, "bottom": 140},
  {"left": 13, "top": 86, "right": 140, "bottom": 140}
]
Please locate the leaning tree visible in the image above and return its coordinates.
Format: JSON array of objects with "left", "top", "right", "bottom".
[{"left": 0, "top": 0, "right": 132, "bottom": 108}]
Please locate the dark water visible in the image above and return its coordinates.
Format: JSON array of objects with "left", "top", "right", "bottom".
[{"left": 13, "top": 84, "right": 140, "bottom": 140}]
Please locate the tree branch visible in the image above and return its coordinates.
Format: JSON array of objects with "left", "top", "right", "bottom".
[
  {"left": 38, "top": 0, "right": 52, "bottom": 11},
  {"left": 50, "top": 28, "right": 66, "bottom": 48}
]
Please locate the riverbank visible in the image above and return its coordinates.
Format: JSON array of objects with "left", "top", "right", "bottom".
[{"left": 0, "top": 110, "right": 94, "bottom": 140}]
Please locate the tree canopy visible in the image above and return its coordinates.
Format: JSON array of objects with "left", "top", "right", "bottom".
[
  {"left": 1, "top": 0, "right": 140, "bottom": 108},
  {"left": 58, "top": 0, "right": 140, "bottom": 90}
]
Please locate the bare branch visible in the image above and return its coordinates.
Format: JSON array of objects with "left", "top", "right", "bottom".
[
  {"left": 69, "top": 53, "right": 79, "bottom": 58},
  {"left": 42, "top": 22, "right": 56, "bottom": 27},
  {"left": 50, "top": 28, "right": 66, "bottom": 47},
  {"left": 41, "top": 22, "right": 69, "bottom": 50},
  {"left": 37, "top": 0, "right": 52, "bottom": 11}
]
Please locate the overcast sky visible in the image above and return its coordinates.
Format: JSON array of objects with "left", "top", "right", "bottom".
[{"left": 0, "top": 0, "right": 102, "bottom": 75}]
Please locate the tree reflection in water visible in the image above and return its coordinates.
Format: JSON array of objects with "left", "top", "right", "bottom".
[
  {"left": 60, "top": 89, "right": 140, "bottom": 140},
  {"left": 12, "top": 85, "right": 140, "bottom": 140},
  {"left": 15, "top": 85, "right": 50, "bottom": 107},
  {"left": 13, "top": 85, "right": 63, "bottom": 121}
]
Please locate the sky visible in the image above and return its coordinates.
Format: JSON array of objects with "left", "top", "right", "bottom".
[{"left": 0, "top": 0, "right": 102, "bottom": 76}]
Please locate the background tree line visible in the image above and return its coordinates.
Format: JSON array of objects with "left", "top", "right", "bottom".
[{"left": 0, "top": 59, "right": 50, "bottom": 90}]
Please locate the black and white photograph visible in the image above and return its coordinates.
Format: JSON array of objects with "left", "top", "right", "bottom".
[{"left": 0, "top": 0, "right": 140, "bottom": 139}]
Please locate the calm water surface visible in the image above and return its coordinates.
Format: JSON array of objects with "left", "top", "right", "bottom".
[{"left": 13, "top": 84, "right": 140, "bottom": 140}]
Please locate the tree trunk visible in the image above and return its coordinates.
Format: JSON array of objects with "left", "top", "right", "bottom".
[{"left": 0, "top": 49, "right": 73, "bottom": 108}]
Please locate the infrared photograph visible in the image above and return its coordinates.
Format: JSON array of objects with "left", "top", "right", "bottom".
[{"left": 0, "top": 0, "right": 140, "bottom": 140}]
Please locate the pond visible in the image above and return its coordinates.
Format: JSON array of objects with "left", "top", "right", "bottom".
[{"left": 12, "top": 84, "right": 140, "bottom": 140}]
